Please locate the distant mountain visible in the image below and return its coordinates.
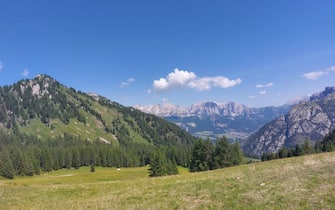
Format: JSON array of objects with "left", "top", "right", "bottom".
[
  {"left": 0, "top": 75, "right": 195, "bottom": 146},
  {"left": 134, "top": 101, "right": 292, "bottom": 141},
  {"left": 243, "top": 86, "right": 335, "bottom": 157}
]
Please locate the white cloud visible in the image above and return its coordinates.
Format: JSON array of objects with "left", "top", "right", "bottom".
[
  {"left": 152, "top": 68, "right": 241, "bottom": 92},
  {"left": 256, "top": 82, "right": 274, "bottom": 88},
  {"left": 249, "top": 95, "right": 257, "bottom": 99},
  {"left": 120, "top": 78, "right": 135, "bottom": 87},
  {"left": 302, "top": 66, "right": 335, "bottom": 80},
  {"left": 259, "top": 90, "right": 267, "bottom": 95},
  {"left": 22, "top": 69, "right": 29, "bottom": 77},
  {"left": 153, "top": 68, "right": 196, "bottom": 90},
  {"left": 302, "top": 71, "right": 326, "bottom": 80},
  {"left": 0, "top": 61, "right": 3, "bottom": 71}
]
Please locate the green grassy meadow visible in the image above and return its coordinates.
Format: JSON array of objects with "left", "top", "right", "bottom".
[{"left": 1, "top": 152, "right": 335, "bottom": 209}]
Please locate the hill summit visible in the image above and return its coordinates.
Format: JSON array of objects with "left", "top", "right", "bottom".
[{"left": 0, "top": 74, "right": 195, "bottom": 146}]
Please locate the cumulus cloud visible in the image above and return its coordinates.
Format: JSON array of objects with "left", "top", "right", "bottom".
[
  {"left": 0, "top": 61, "right": 3, "bottom": 71},
  {"left": 302, "top": 66, "right": 335, "bottom": 80},
  {"left": 152, "top": 68, "right": 241, "bottom": 92},
  {"left": 22, "top": 69, "right": 29, "bottom": 77},
  {"left": 120, "top": 78, "right": 135, "bottom": 87},
  {"left": 153, "top": 69, "right": 196, "bottom": 90},
  {"left": 256, "top": 82, "right": 274, "bottom": 88}
]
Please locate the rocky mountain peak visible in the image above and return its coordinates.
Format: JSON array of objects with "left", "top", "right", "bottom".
[
  {"left": 16, "top": 75, "right": 60, "bottom": 99},
  {"left": 243, "top": 86, "right": 335, "bottom": 157},
  {"left": 310, "top": 86, "right": 335, "bottom": 101}
]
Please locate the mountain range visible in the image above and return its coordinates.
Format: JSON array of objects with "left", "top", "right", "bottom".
[
  {"left": 134, "top": 102, "right": 293, "bottom": 141},
  {"left": 1, "top": 74, "right": 334, "bottom": 159},
  {"left": 0, "top": 75, "right": 195, "bottom": 147},
  {"left": 243, "top": 86, "right": 335, "bottom": 157}
]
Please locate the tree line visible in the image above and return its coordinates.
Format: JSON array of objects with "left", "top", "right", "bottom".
[
  {"left": 189, "top": 136, "right": 244, "bottom": 172},
  {"left": 0, "top": 131, "right": 191, "bottom": 179},
  {"left": 0, "top": 129, "right": 246, "bottom": 179},
  {"left": 261, "top": 129, "right": 335, "bottom": 161}
]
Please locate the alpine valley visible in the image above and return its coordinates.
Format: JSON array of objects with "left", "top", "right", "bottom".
[
  {"left": 134, "top": 102, "right": 293, "bottom": 141},
  {"left": 135, "top": 86, "right": 335, "bottom": 157}
]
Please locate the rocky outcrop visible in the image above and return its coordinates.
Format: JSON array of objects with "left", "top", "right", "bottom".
[{"left": 243, "top": 86, "right": 335, "bottom": 157}]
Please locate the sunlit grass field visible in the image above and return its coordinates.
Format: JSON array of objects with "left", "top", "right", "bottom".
[{"left": 1, "top": 152, "right": 335, "bottom": 209}]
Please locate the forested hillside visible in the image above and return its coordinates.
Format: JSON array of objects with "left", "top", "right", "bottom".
[
  {"left": 0, "top": 75, "right": 196, "bottom": 178},
  {"left": 0, "top": 74, "right": 195, "bottom": 146},
  {"left": 0, "top": 75, "right": 246, "bottom": 179}
]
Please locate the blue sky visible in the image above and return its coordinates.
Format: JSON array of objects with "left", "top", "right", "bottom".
[{"left": 1, "top": 0, "right": 335, "bottom": 107}]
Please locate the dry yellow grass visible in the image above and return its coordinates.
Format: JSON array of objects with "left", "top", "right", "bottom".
[{"left": 1, "top": 152, "right": 335, "bottom": 209}]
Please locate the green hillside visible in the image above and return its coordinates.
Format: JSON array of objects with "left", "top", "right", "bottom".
[
  {"left": 1, "top": 151, "right": 334, "bottom": 209},
  {"left": 0, "top": 74, "right": 195, "bottom": 146}
]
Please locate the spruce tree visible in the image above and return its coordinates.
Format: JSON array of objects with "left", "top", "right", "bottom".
[
  {"left": 72, "top": 148, "right": 81, "bottom": 169},
  {"left": 230, "top": 141, "right": 244, "bottom": 165},
  {"left": 90, "top": 163, "right": 95, "bottom": 172},
  {"left": 214, "top": 136, "right": 231, "bottom": 168},
  {"left": 148, "top": 149, "right": 178, "bottom": 177},
  {"left": 148, "top": 150, "right": 165, "bottom": 177},
  {"left": 0, "top": 151, "right": 15, "bottom": 179},
  {"left": 189, "top": 139, "right": 210, "bottom": 172}
]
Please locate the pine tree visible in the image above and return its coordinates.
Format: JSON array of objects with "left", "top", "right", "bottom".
[
  {"left": 189, "top": 139, "right": 212, "bottom": 172},
  {"left": 24, "top": 154, "right": 34, "bottom": 176},
  {"left": 214, "top": 136, "right": 232, "bottom": 168},
  {"left": 148, "top": 149, "right": 178, "bottom": 177},
  {"left": 72, "top": 148, "right": 81, "bottom": 169},
  {"left": 33, "top": 158, "right": 41, "bottom": 175},
  {"left": 64, "top": 149, "right": 72, "bottom": 169},
  {"left": 302, "top": 139, "right": 314, "bottom": 155},
  {"left": 148, "top": 150, "right": 166, "bottom": 177},
  {"left": 230, "top": 141, "right": 244, "bottom": 165},
  {"left": 166, "top": 159, "right": 178, "bottom": 175},
  {"left": 0, "top": 151, "right": 15, "bottom": 179},
  {"left": 278, "top": 147, "right": 288, "bottom": 158},
  {"left": 12, "top": 149, "right": 26, "bottom": 176},
  {"left": 42, "top": 149, "right": 53, "bottom": 172},
  {"left": 90, "top": 163, "right": 95, "bottom": 172}
]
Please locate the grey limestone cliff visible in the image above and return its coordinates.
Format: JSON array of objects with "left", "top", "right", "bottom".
[{"left": 243, "top": 86, "right": 335, "bottom": 157}]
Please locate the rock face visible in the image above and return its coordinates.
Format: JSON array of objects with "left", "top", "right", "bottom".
[
  {"left": 243, "top": 86, "right": 335, "bottom": 157},
  {"left": 134, "top": 101, "right": 292, "bottom": 141}
]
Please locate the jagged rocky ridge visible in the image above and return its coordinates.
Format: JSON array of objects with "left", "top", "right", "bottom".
[
  {"left": 243, "top": 86, "right": 335, "bottom": 157},
  {"left": 134, "top": 101, "right": 292, "bottom": 141}
]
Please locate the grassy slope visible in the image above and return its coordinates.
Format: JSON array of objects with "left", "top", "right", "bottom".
[
  {"left": 19, "top": 92, "right": 150, "bottom": 145},
  {"left": 1, "top": 152, "right": 335, "bottom": 209}
]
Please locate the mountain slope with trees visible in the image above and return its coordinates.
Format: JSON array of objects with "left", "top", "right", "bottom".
[
  {"left": 0, "top": 75, "right": 198, "bottom": 178},
  {"left": 0, "top": 74, "right": 195, "bottom": 146},
  {"left": 0, "top": 75, "right": 246, "bottom": 179}
]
